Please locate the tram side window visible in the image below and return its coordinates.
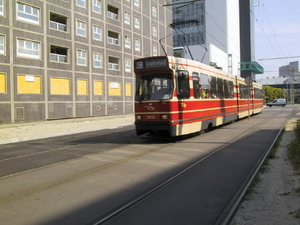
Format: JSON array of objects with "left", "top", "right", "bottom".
[
  {"left": 239, "top": 84, "right": 244, "bottom": 99},
  {"left": 192, "top": 72, "right": 200, "bottom": 99},
  {"left": 224, "top": 80, "right": 229, "bottom": 98},
  {"left": 176, "top": 70, "right": 190, "bottom": 99},
  {"left": 258, "top": 88, "right": 262, "bottom": 99},
  {"left": 245, "top": 85, "right": 250, "bottom": 99},
  {"left": 254, "top": 88, "right": 263, "bottom": 99},
  {"left": 239, "top": 84, "right": 249, "bottom": 99},
  {"left": 200, "top": 73, "right": 210, "bottom": 98},
  {"left": 217, "top": 78, "right": 224, "bottom": 98},
  {"left": 210, "top": 77, "right": 217, "bottom": 98},
  {"left": 228, "top": 81, "right": 234, "bottom": 98}
]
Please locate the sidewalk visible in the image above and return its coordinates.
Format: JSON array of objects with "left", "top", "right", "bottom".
[{"left": 0, "top": 114, "right": 135, "bottom": 145}]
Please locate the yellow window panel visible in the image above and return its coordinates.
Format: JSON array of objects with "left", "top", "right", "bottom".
[
  {"left": 94, "top": 80, "right": 103, "bottom": 95},
  {"left": 0, "top": 74, "right": 6, "bottom": 94},
  {"left": 108, "top": 82, "right": 121, "bottom": 96},
  {"left": 77, "top": 79, "right": 88, "bottom": 95},
  {"left": 17, "top": 75, "right": 41, "bottom": 94},
  {"left": 50, "top": 77, "right": 70, "bottom": 95},
  {"left": 125, "top": 83, "right": 132, "bottom": 96}
]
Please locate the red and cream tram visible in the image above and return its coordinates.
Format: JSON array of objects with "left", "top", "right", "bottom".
[{"left": 134, "top": 56, "right": 263, "bottom": 137}]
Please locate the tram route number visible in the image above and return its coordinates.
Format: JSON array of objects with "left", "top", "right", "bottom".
[{"left": 147, "top": 115, "right": 155, "bottom": 120}]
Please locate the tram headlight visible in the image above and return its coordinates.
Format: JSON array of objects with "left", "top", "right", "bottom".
[
  {"left": 161, "top": 115, "right": 168, "bottom": 120},
  {"left": 136, "top": 115, "right": 142, "bottom": 120}
]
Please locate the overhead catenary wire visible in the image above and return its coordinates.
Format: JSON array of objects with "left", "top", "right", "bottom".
[{"left": 261, "top": 0, "right": 286, "bottom": 58}]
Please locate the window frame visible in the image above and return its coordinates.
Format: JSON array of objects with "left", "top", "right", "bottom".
[
  {"left": 152, "top": 5, "right": 157, "bottom": 17},
  {"left": 125, "top": 58, "right": 131, "bottom": 72},
  {"left": 76, "top": 0, "right": 86, "bottom": 8},
  {"left": 152, "top": 45, "right": 157, "bottom": 56},
  {"left": 107, "top": 30, "right": 119, "bottom": 45},
  {"left": 108, "top": 56, "right": 119, "bottom": 70},
  {"left": 152, "top": 25, "right": 157, "bottom": 37},
  {"left": 134, "top": 0, "right": 140, "bottom": 7},
  {"left": 135, "top": 39, "right": 140, "bottom": 51},
  {"left": 76, "top": 20, "right": 86, "bottom": 37},
  {"left": 77, "top": 49, "right": 87, "bottom": 66},
  {"left": 0, "top": 35, "right": 4, "bottom": 55},
  {"left": 16, "top": 2, "right": 40, "bottom": 25},
  {"left": 124, "top": 35, "right": 131, "bottom": 49},
  {"left": 93, "top": 25, "right": 102, "bottom": 41},
  {"left": 93, "top": 53, "right": 103, "bottom": 68},
  {"left": 176, "top": 70, "right": 190, "bottom": 99},
  {"left": 134, "top": 16, "right": 140, "bottom": 29},
  {"left": 17, "top": 38, "right": 40, "bottom": 59},
  {"left": 50, "top": 45, "right": 68, "bottom": 63},
  {"left": 49, "top": 12, "right": 67, "bottom": 32},
  {"left": 0, "top": 0, "right": 4, "bottom": 16},
  {"left": 124, "top": 11, "right": 130, "bottom": 25},
  {"left": 92, "top": 0, "right": 101, "bottom": 14}
]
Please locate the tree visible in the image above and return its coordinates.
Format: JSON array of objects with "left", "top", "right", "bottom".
[
  {"left": 174, "top": 52, "right": 183, "bottom": 58},
  {"left": 263, "top": 86, "right": 284, "bottom": 102}
]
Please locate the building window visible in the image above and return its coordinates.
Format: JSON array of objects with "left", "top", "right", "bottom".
[
  {"left": 124, "top": 11, "right": 130, "bottom": 25},
  {"left": 153, "top": 45, "right": 157, "bottom": 56},
  {"left": 107, "top": 30, "right": 119, "bottom": 45},
  {"left": 76, "top": 0, "right": 85, "bottom": 8},
  {"left": 125, "top": 58, "right": 131, "bottom": 72},
  {"left": 0, "top": 73, "right": 6, "bottom": 94},
  {"left": 126, "top": 83, "right": 132, "bottom": 96},
  {"left": 50, "top": 77, "right": 70, "bottom": 95},
  {"left": 92, "top": 0, "right": 101, "bottom": 14},
  {"left": 93, "top": 25, "right": 102, "bottom": 41},
  {"left": 135, "top": 39, "right": 140, "bottom": 51},
  {"left": 77, "top": 50, "right": 87, "bottom": 66},
  {"left": 77, "top": 79, "right": 88, "bottom": 95},
  {"left": 0, "top": 0, "right": 4, "bottom": 16},
  {"left": 50, "top": 12, "right": 67, "bottom": 32},
  {"left": 0, "top": 35, "right": 4, "bottom": 55},
  {"left": 152, "top": 5, "right": 157, "bottom": 17},
  {"left": 124, "top": 35, "right": 131, "bottom": 49},
  {"left": 134, "top": 16, "right": 140, "bottom": 29},
  {"left": 76, "top": 20, "right": 86, "bottom": 37},
  {"left": 152, "top": 25, "right": 157, "bottom": 37},
  {"left": 107, "top": 5, "right": 118, "bottom": 20},
  {"left": 94, "top": 80, "right": 103, "bottom": 95},
  {"left": 134, "top": 0, "right": 140, "bottom": 7},
  {"left": 17, "top": 39, "right": 40, "bottom": 59},
  {"left": 108, "top": 56, "right": 119, "bottom": 70},
  {"left": 93, "top": 53, "right": 102, "bottom": 68},
  {"left": 17, "top": 75, "right": 41, "bottom": 94},
  {"left": 50, "top": 45, "right": 68, "bottom": 63},
  {"left": 108, "top": 82, "right": 121, "bottom": 96},
  {"left": 17, "top": 2, "right": 39, "bottom": 24}
]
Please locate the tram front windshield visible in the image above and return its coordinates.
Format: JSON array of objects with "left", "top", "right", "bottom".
[{"left": 135, "top": 74, "right": 173, "bottom": 101}]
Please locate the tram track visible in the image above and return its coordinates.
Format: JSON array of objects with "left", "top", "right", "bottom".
[
  {"left": 92, "top": 108, "right": 291, "bottom": 225},
  {"left": 0, "top": 108, "right": 293, "bottom": 225}
]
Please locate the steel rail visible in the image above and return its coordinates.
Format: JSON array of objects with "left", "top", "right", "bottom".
[
  {"left": 93, "top": 109, "right": 286, "bottom": 225},
  {"left": 217, "top": 108, "right": 294, "bottom": 225}
]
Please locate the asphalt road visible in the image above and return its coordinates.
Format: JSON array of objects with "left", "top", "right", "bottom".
[{"left": 0, "top": 106, "right": 298, "bottom": 225}]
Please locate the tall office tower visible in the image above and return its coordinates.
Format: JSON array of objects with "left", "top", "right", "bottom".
[{"left": 172, "top": 0, "right": 263, "bottom": 78}]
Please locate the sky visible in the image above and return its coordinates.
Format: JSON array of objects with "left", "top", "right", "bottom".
[{"left": 253, "top": 0, "right": 300, "bottom": 79}]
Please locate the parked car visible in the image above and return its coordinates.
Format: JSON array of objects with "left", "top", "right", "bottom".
[{"left": 266, "top": 98, "right": 286, "bottom": 107}]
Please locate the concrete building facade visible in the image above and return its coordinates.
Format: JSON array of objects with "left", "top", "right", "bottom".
[
  {"left": 279, "top": 61, "right": 300, "bottom": 78},
  {"left": 0, "top": 0, "right": 173, "bottom": 124}
]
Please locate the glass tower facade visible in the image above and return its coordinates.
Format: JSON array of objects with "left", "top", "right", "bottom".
[{"left": 172, "top": 0, "right": 206, "bottom": 47}]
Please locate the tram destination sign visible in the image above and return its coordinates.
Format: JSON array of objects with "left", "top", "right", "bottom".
[{"left": 135, "top": 57, "right": 168, "bottom": 70}]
